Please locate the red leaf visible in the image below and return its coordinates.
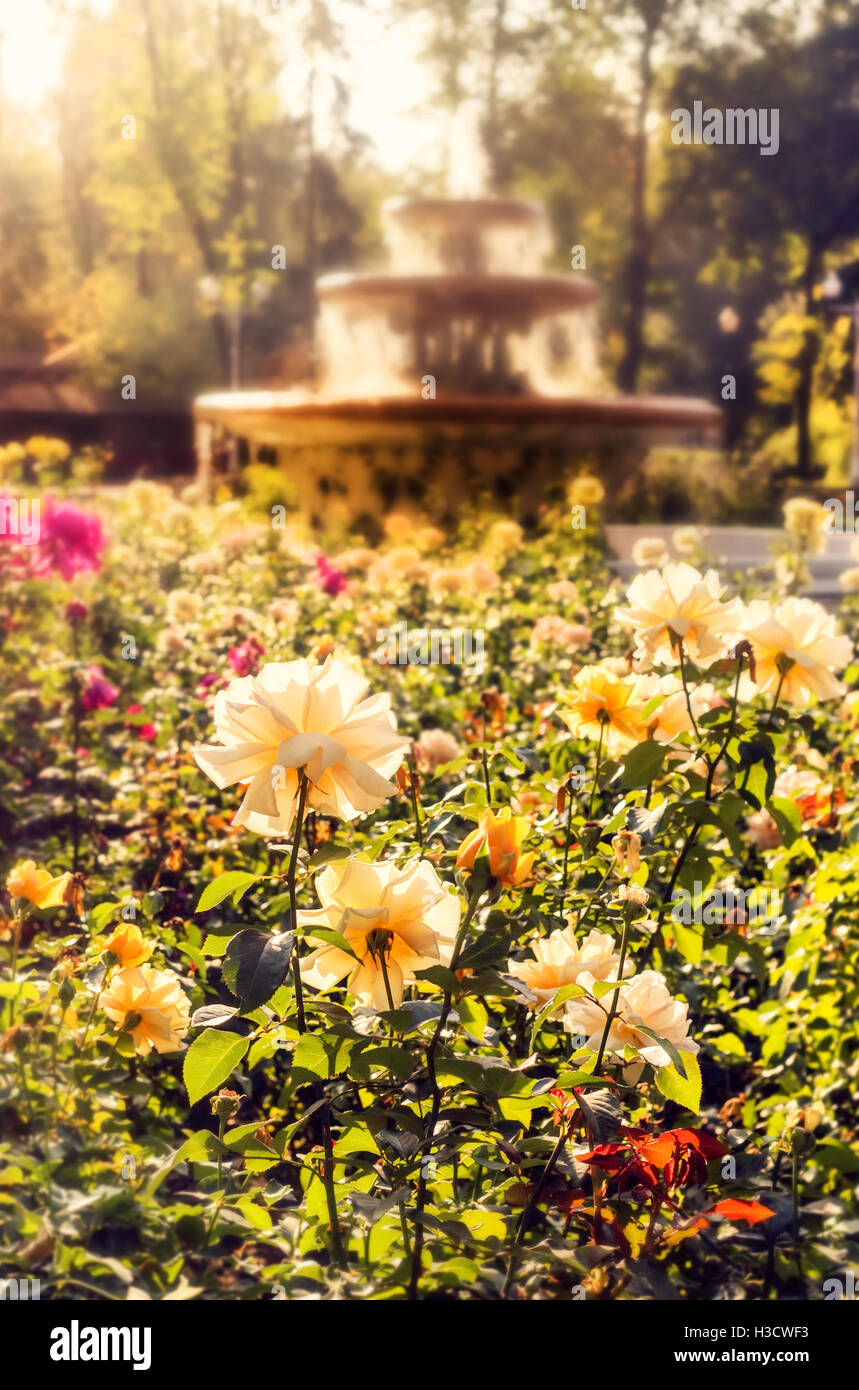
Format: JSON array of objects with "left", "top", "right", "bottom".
[
  {"left": 669, "top": 1127, "right": 729, "bottom": 1160},
  {"left": 708, "top": 1198, "right": 775, "bottom": 1225}
]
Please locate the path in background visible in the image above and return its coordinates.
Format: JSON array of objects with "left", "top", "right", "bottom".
[{"left": 606, "top": 525, "right": 857, "bottom": 601}]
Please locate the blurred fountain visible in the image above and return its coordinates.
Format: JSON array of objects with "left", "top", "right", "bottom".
[{"left": 194, "top": 111, "right": 721, "bottom": 527}]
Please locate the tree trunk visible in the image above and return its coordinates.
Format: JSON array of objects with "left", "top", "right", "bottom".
[
  {"left": 617, "top": 23, "right": 655, "bottom": 394},
  {"left": 139, "top": 0, "right": 232, "bottom": 380},
  {"left": 796, "top": 239, "right": 822, "bottom": 480},
  {"left": 485, "top": 0, "right": 508, "bottom": 191},
  {"left": 304, "top": 63, "right": 318, "bottom": 345}
]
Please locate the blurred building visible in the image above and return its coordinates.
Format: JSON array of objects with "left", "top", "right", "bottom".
[{"left": 0, "top": 344, "right": 194, "bottom": 478}]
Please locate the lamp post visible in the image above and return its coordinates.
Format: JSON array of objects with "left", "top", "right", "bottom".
[{"left": 821, "top": 262, "right": 859, "bottom": 491}]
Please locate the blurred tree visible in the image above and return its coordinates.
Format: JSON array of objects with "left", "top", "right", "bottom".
[
  {"left": 31, "top": 0, "right": 368, "bottom": 393},
  {"left": 666, "top": 9, "right": 859, "bottom": 476},
  {"left": 387, "top": 0, "right": 549, "bottom": 189}
]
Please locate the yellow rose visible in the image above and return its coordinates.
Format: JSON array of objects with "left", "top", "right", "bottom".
[
  {"left": 568, "top": 475, "right": 605, "bottom": 509},
  {"left": 100, "top": 965, "right": 190, "bottom": 1056},
  {"left": 6, "top": 860, "right": 72, "bottom": 910},
  {"left": 25, "top": 436, "right": 71, "bottom": 464}
]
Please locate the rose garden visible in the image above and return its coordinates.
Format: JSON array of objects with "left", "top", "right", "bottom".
[{"left": 2, "top": 440, "right": 858, "bottom": 1302}]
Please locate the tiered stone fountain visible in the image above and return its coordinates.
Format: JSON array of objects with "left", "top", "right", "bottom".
[{"left": 194, "top": 150, "right": 721, "bottom": 529}]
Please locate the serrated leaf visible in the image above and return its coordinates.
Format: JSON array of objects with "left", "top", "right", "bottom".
[
  {"left": 196, "top": 872, "right": 262, "bottom": 913},
  {"left": 529, "top": 981, "right": 586, "bottom": 1048},
  {"left": 637, "top": 1025, "right": 688, "bottom": 1078},
  {"left": 621, "top": 741, "right": 667, "bottom": 789},
  {"left": 576, "top": 1087, "right": 624, "bottom": 1143},
  {"left": 183, "top": 1029, "right": 248, "bottom": 1105},
  {"left": 626, "top": 803, "right": 668, "bottom": 843},
  {"left": 308, "top": 843, "right": 352, "bottom": 870},
  {"left": 350, "top": 1186, "right": 410, "bottom": 1226},
  {"left": 654, "top": 1053, "right": 702, "bottom": 1114},
  {"left": 222, "top": 929, "right": 294, "bottom": 1009},
  {"left": 190, "top": 1004, "right": 240, "bottom": 1029}
]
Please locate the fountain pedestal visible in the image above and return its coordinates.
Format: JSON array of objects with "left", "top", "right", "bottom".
[{"left": 194, "top": 194, "right": 721, "bottom": 527}]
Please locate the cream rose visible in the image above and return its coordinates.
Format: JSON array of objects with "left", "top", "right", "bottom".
[
  {"left": 738, "top": 595, "right": 852, "bottom": 706},
  {"left": 616, "top": 562, "right": 744, "bottom": 666},
  {"left": 564, "top": 968, "right": 699, "bottom": 1073},
  {"left": 299, "top": 856, "right": 461, "bottom": 1009},
  {"left": 508, "top": 925, "right": 630, "bottom": 1008},
  {"left": 193, "top": 655, "right": 408, "bottom": 836}
]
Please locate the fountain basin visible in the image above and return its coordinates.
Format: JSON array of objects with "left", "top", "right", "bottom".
[{"left": 194, "top": 388, "right": 722, "bottom": 531}]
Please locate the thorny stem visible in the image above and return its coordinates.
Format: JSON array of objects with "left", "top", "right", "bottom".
[
  {"left": 677, "top": 641, "right": 701, "bottom": 744},
  {"left": 767, "top": 670, "right": 787, "bottom": 727},
  {"left": 501, "top": 1128, "right": 567, "bottom": 1298},
  {"left": 286, "top": 768, "right": 345, "bottom": 1266},
  {"left": 640, "top": 824, "right": 700, "bottom": 969},
  {"left": 588, "top": 720, "right": 606, "bottom": 819},
  {"left": 407, "top": 881, "right": 485, "bottom": 1300},
  {"left": 481, "top": 746, "right": 492, "bottom": 802},
  {"left": 407, "top": 753, "right": 424, "bottom": 851},
  {"left": 288, "top": 771, "right": 310, "bottom": 1035},
  {"left": 594, "top": 912, "right": 632, "bottom": 1073},
  {"left": 705, "top": 655, "right": 743, "bottom": 800},
  {"left": 216, "top": 1113, "right": 225, "bottom": 1193},
  {"left": 560, "top": 771, "right": 576, "bottom": 917},
  {"left": 8, "top": 912, "right": 23, "bottom": 1025},
  {"left": 320, "top": 1102, "right": 347, "bottom": 1268},
  {"left": 70, "top": 628, "right": 82, "bottom": 873}
]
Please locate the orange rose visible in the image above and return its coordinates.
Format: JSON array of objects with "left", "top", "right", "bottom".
[
  {"left": 455, "top": 808, "right": 535, "bottom": 887},
  {"left": 104, "top": 921, "right": 152, "bottom": 967}
]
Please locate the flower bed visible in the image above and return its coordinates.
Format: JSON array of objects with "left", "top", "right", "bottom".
[{"left": 2, "top": 443, "right": 859, "bottom": 1302}]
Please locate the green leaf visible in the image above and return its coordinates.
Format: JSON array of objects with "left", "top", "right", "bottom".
[
  {"left": 88, "top": 901, "right": 120, "bottom": 931},
  {"left": 222, "top": 929, "right": 294, "bottom": 1009},
  {"left": 591, "top": 979, "right": 623, "bottom": 1001},
  {"left": 621, "top": 741, "right": 667, "bottom": 789},
  {"left": 189, "top": 1004, "right": 239, "bottom": 1029},
  {"left": 768, "top": 796, "right": 802, "bottom": 846},
  {"left": 529, "top": 982, "right": 586, "bottom": 1048},
  {"left": 672, "top": 920, "right": 703, "bottom": 965},
  {"left": 654, "top": 1053, "right": 702, "bottom": 1114},
  {"left": 814, "top": 1140, "right": 859, "bottom": 1173},
  {"left": 196, "top": 872, "right": 262, "bottom": 913},
  {"left": 308, "top": 843, "right": 352, "bottom": 870},
  {"left": 291, "top": 1031, "right": 347, "bottom": 1082},
  {"left": 183, "top": 1029, "right": 248, "bottom": 1105},
  {"left": 203, "top": 931, "right": 239, "bottom": 957},
  {"left": 302, "top": 926, "right": 359, "bottom": 961},
  {"left": 144, "top": 1130, "right": 227, "bottom": 1198},
  {"left": 414, "top": 964, "right": 461, "bottom": 993},
  {"left": 637, "top": 1025, "right": 688, "bottom": 1078}
]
